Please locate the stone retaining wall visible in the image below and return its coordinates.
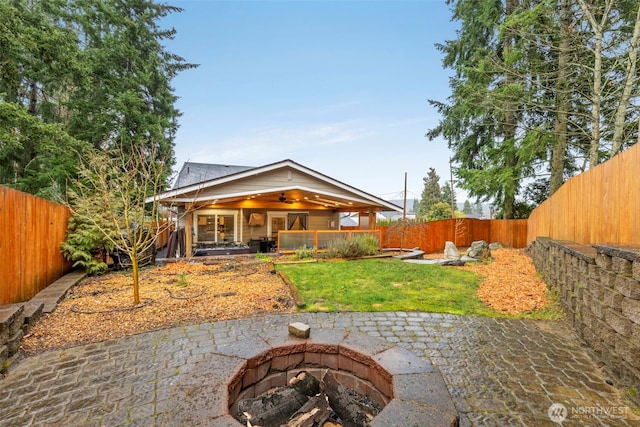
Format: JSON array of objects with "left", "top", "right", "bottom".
[
  {"left": 0, "top": 302, "right": 43, "bottom": 370},
  {"left": 529, "top": 237, "right": 640, "bottom": 396}
]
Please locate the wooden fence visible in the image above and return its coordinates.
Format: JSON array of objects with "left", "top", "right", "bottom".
[
  {"left": 0, "top": 186, "right": 72, "bottom": 305},
  {"left": 150, "top": 221, "right": 172, "bottom": 250},
  {"left": 527, "top": 143, "right": 640, "bottom": 246},
  {"left": 380, "top": 218, "right": 528, "bottom": 253}
]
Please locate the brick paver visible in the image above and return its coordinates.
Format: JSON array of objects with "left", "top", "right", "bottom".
[{"left": 1, "top": 312, "right": 638, "bottom": 426}]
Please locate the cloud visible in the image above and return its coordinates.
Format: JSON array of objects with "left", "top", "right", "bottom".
[{"left": 181, "top": 119, "right": 375, "bottom": 166}]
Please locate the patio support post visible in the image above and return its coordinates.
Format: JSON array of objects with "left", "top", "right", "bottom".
[{"left": 185, "top": 204, "right": 193, "bottom": 257}]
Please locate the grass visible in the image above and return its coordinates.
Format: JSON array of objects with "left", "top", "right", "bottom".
[
  {"left": 277, "top": 258, "right": 497, "bottom": 316},
  {"left": 276, "top": 257, "right": 563, "bottom": 319}
]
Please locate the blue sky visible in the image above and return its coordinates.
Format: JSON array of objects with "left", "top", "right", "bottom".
[{"left": 162, "top": 0, "right": 462, "bottom": 203}]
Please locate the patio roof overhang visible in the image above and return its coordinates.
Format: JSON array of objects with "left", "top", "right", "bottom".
[
  {"left": 154, "top": 186, "right": 401, "bottom": 212},
  {"left": 149, "top": 159, "right": 403, "bottom": 213}
]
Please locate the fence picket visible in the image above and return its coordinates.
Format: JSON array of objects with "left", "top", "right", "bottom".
[{"left": 0, "top": 186, "right": 72, "bottom": 305}]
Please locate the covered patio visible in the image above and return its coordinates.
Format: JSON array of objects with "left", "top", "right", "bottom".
[{"left": 151, "top": 159, "right": 402, "bottom": 257}]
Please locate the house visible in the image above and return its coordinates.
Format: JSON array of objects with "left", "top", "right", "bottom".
[{"left": 152, "top": 159, "right": 402, "bottom": 257}]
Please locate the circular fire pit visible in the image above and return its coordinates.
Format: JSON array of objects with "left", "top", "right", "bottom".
[{"left": 161, "top": 327, "right": 458, "bottom": 426}]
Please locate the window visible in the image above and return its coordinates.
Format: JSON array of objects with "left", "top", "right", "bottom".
[
  {"left": 195, "top": 211, "right": 237, "bottom": 243},
  {"left": 267, "top": 211, "right": 309, "bottom": 237},
  {"left": 270, "top": 216, "right": 286, "bottom": 238},
  {"left": 287, "top": 213, "right": 308, "bottom": 230}
]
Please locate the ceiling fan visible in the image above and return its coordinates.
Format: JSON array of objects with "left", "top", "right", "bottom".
[{"left": 278, "top": 193, "right": 294, "bottom": 204}]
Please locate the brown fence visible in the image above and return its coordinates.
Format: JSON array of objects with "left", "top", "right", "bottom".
[
  {"left": 527, "top": 143, "right": 640, "bottom": 246},
  {"left": 149, "top": 221, "right": 171, "bottom": 250},
  {"left": 380, "top": 218, "right": 528, "bottom": 253},
  {"left": 0, "top": 186, "right": 72, "bottom": 305}
]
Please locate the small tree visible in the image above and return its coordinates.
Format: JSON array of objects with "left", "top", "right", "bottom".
[
  {"left": 463, "top": 200, "right": 472, "bottom": 215},
  {"left": 426, "top": 202, "right": 464, "bottom": 221},
  {"left": 441, "top": 181, "right": 457, "bottom": 211},
  {"left": 418, "top": 168, "right": 442, "bottom": 217},
  {"left": 64, "top": 142, "right": 171, "bottom": 305},
  {"left": 473, "top": 201, "right": 484, "bottom": 217}
]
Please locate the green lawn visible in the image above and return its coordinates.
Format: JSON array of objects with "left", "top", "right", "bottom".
[{"left": 276, "top": 258, "right": 561, "bottom": 319}]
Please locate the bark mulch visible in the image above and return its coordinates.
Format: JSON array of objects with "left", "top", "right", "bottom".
[
  {"left": 461, "top": 248, "right": 551, "bottom": 315},
  {"left": 20, "top": 249, "right": 552, "bottom": 356},
  {"left": 21, "top": 258, "right": 294, "bottom": 356}
]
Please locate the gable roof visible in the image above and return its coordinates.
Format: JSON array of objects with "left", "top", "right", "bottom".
[
  {"left": 173, "top": 162, "right": 254, "bottom": 188},
  {"left": 155, "top": 159, "right": 402, "bottom": 213}
]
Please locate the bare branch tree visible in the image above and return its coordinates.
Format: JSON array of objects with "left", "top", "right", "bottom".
[{"left": 64, "top": 142, "right": 171, "bottom": 305}]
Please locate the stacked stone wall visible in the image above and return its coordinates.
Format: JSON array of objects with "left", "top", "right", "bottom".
[{"left": 530, "top": 237, "right": 640, "bottom": 395}]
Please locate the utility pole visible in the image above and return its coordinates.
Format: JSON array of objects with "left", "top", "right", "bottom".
[
  {"left": 403, "top": 172, "right": 407, "bottom": 221},
  {"left": 449, "top": 158, "right": 455, "bottom": 218}
]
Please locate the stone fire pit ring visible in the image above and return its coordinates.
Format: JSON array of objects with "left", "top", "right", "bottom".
[{"left": 161, "top": 327, "right": 458, "bottom": 426}]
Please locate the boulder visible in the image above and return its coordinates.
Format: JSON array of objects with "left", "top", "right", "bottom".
[
  {"left": 467, "top": 240, "right": 491, "bottom": 260},
  {"left": 444, "top": 241, "right": 461, "bottom": 260},
  {"left": 438, "top": 259, "right": 466, "bottom": 266},
  {"left": 489, "top": 242, "right": 505, "bottom": 250}
]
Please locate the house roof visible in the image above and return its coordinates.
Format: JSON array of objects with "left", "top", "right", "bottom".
[
  {"left": 154, "top": 159, "right": 402, "bottom": 213},
  {"left": 172, "top": 162, "right": 254, "bottom": 188}
]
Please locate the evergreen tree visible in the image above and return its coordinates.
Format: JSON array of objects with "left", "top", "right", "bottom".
[
  {"left": 0, "top": 0, "right": 196, "bottom": 198},
  {"left": 411, "top": 199, "right": 420, "bottom": 214},
  {"left": 463, "top": 200, "right": 472, "bottom": 215},
  {"left": 427, "top": 0, "right": 526, "bottom": 218},
  {"left": 63, "top": 0, "right": 197, "bottom": 184},
  {"left": 0, "top": 0, "right": 88, "bottom": 198},
  {"left": 473, "top": 201, "right": 483, "bottom": 217},
  {"left": 431, "top": 0, "right": 640, "bottom": 212},
  {"left": 441, "top": 180, "right": 457, "bottom": 209},
  {"left": 417, "top": 168, "right": 442, "bottom": 218}
]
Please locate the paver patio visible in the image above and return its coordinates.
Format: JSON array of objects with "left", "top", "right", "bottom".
[{"left": 0, "top": 312, "right": 638, "bottom": 426}]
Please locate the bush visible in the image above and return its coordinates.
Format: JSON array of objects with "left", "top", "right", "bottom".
[
  {"left": 293, "top": 246, "right": 316, "bottom": 260},
  {"left": 61, "top": 215, "right": 112, "bottom": 275},
  {"left": 326, "top": 235, "right": 380, "bottom": 259}
]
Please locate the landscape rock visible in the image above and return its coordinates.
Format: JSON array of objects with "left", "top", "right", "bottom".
[
  {"left": 289, "top": 322, "right": 311, "bottom": 338},
  {"left": 467, "top": 240, "right": 492, "bottom": 260},
  {"left": 438, "top": 259, "right": 466, "bottom": 266},
  {"left": 489, "top": 242, "right": 505, "bottom": 250},
  {"left": 444, "top": 241, "right": 461, "bottom": 260}
]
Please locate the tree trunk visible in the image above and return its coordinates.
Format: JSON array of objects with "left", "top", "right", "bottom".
[
  {"left": 611, "top": 3, "right": 640, "bottom": 156},
  {"left": 550, "top": 0, "right": 571, "bottom": 195},
  {"left": 577, "top": 0, "right": 613, "bottom": 168},
  {"left": 502, "top": 0, "right": 519, "bottom": 219},
  {"left": 131, "top": 250, "right": 140, "bottom": 305}
]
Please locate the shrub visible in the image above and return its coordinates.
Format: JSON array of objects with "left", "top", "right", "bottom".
[
  {"left": 327, "top": 235, "right": 380, "bottom": 259},
  {"left": 61, "top": 215, "right": 112, "bottom": 275},
  {"left": 255, "top": 251, "right": 271, "bottom": 262},
  {"left": 293, "top": 246, "right": 316, "bottom": 260}
]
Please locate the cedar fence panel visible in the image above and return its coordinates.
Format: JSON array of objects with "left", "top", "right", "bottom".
[
  {"left": 380, "top": 218, "right": 527, "bottom": 253},
  {"left": 527, "top": 143, "right": 640, "bottom": 245},
  {"left": 0, "top": 186, "right": 72, "bottom": 305},
  {"left": 491, "top": 219, "right": 528, "bottom": 248}
]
